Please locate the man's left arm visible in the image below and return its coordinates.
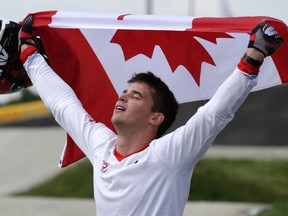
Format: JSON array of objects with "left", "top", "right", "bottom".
[{"left": 152, "top": 20, "right": 283, "bottom": 171}]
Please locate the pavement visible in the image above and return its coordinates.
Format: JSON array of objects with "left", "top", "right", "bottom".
[{"left": 1, "top": 127, "right": 287, "bottom": 216}]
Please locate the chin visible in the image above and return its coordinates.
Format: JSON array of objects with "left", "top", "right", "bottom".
[{"left": 111, "top": 116, "right": 122, "bottom": 126}]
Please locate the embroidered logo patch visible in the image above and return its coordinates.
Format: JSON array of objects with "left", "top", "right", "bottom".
[{"left": 101, "top": 161, "right": 110, "bottom": 173}]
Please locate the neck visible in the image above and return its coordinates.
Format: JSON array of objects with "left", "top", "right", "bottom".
[{"left": 115, "top": 131, "right": 154, "bottom": 157}]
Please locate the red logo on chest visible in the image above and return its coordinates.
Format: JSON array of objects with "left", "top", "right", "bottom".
[{"left": 101, "top": 161, "right": 110, "bottom": 173}]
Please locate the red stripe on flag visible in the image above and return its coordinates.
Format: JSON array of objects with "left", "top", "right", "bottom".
[
  {"left": 19, "top": 11, "right": 57, "bottom": 26},
  {"left": 33, "top": 11, "right": 57, "bottom": 27},
  {"left": 267, "top": 19, "right": 288, "bottom": 83},
  {"left": 191, "top": 16, "right": 266, "bottom": 33},
  {"left": 37, "top": 27, "right": 118, "bottom": 167},
  {"left": 192, "top": 16, "right": 288, "bottom": 83}
]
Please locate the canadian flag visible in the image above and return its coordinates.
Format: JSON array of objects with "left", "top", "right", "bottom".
[{"left": 28, "top": 11, "right": 288, "bottom": 167}]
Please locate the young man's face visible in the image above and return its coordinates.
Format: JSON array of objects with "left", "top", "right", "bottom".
[{"left": 111, "top": 81, "right": 156, "bottom": 132}]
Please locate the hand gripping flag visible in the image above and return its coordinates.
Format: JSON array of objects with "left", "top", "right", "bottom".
[{"left": 25, "top": 11, "right": 288, "bottom": 167}]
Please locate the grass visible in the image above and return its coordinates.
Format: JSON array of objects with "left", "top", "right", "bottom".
[
  {"left": 15, "top": 160, "right": 94, "bottom": 198},
  {"left": 258, "top": 200, "right": 288, "bottom": 216},
  {"left": 189, "top": 159, "right": 288, "bottom": 202},
  {"left": 15, "top": 158, "right": 288, "bottom": 215}
]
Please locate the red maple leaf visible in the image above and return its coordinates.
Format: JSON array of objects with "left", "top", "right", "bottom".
[{"left": 110, "top": 28, "right": 233, "bottom": 85}]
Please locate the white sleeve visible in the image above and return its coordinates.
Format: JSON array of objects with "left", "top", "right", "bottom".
[
  {"left": 24, "top": 53, "right": 115, "bottom": 161},
  {"left": 152, "top": 68, "right": 257, "bottom": 172}
]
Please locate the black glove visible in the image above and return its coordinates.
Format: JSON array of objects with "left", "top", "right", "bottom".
[
  {"left": 18, "top": 14, "right": 37, "bottom": 50},
  {"left": 248, "top": 20, "right": 283, "bottom": 57}
]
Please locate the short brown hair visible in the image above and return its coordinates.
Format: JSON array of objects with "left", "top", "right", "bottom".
[{"left": 128, "top": 72, "right": 179, "bottom": 138}]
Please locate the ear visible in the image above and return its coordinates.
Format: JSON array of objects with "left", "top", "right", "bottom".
[{"left": 149, "top": 112, "right": 165, "bottom": 126}]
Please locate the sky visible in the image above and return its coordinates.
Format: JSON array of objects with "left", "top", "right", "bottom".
[
  {"left": 0, "top": 0, "right": 285, "bottom": 22},
  {"left": 0, "top": 0, "right": 287, "bottom": 104}
]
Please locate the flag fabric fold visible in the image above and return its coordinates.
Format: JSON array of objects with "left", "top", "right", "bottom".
[{"left": 27, "top": 11, "right": 287, "bottom": 167}]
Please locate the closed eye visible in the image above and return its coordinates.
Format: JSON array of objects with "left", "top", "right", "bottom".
[
  {"left": 132, "top": 94, "right": 141, "bottom": 100},
  {"left": 121, "top": 89, "right": 143, "bottom": 100},
  {"left": 132, "top": 91, "right": 143, "bottom": 100}
]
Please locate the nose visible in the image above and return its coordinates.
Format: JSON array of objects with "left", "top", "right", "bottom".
[{"left": 119, "top": 93, "right": 127, "bottom": 102}]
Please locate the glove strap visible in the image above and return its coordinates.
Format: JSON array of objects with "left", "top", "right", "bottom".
[
  {"left": 243, "top": 53, "right": 263, "bottom": 67},
  {"left": 20, "top": 46, "right": 38, "bottom": 63},
  {"left": 238, "top": 54, "right": 261, "bottom": 76}
]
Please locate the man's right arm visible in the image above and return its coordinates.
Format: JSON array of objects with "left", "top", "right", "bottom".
[{"left": 19, "top": 15, "right": 117, "bottom": 161}]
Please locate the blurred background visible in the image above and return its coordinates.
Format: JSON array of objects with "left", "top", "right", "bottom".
[
  {"left": 0, "top": 1, "right": 287, "bottom": 216},
  {"left": 0, "top": 0, "right": 287, "bottom": 22}
]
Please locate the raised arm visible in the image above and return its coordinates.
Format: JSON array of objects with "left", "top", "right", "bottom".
[
  {"left": 152, "top": 20, "right": 284, "bottom": 171},
  {"left": 19, "top": 15, "right": 116, "bottom": 161}
]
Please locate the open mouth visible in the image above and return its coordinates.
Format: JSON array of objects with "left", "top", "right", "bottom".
[{"left": 116, "top": 105, "right": 126, "bottom": 111}]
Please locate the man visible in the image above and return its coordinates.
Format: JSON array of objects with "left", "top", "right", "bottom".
[{"left": 19, "top": 15, "right": 283, "bottom": 216}]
